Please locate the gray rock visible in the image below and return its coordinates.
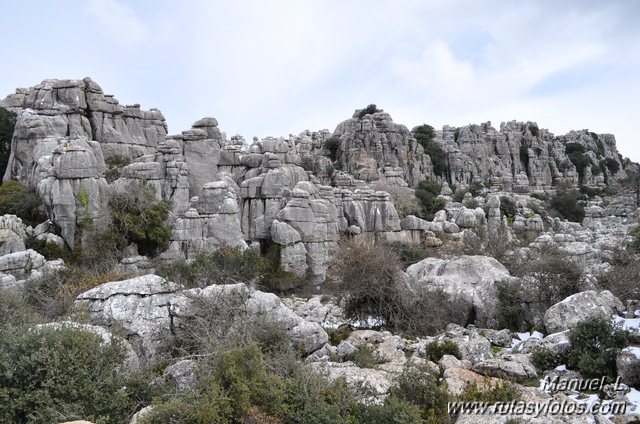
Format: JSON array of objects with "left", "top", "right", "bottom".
[
  {"left": 163, "top": 359, "right": 199, "bottom": 392},
  {"left": 617, "top": 348, "right": 640, "bottom": 388},
  {"left": 0, "top": 249, "right": 46, "bottom": 278},
  {"left": 0, "top": 215, "right": 26, "bottom": 255},
  {"left": 543, "top": 290, "right": 625, "bottom": 333},
  {"left": 406, "top": 256, "right": 514, "bottom": 327},
  {"left": 75, "top": 275, "right": 328, "bottom": 362},
  {"left": 473, "top": 354, "right": 537, "bottom": 380}
]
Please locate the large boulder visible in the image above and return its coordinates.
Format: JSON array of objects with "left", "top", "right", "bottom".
[
  {"left": 543, "top": 290, "right": 625, "bottom": 334},
  {"left": 406, "top": 255, "right": 514, "bottom": 327},
  {"left": 0, "top": 215, "right": 27, "bottom": 255},
  {"left": 75, "top": 274, "right": 328, "bottom": 362}
]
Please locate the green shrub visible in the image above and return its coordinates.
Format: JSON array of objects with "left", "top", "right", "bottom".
[
  {"left": 109, "top": 183, "right": 172, "bottom": 256},
  {"left": 0, "top": 180, "right": 47, "bottom": 226},
  {"left": 531, "top": 346, "right": 566, "bottom": 372},
  {"left": 25, "top": 236, "right": 71, "bottom": 261},
  {"left": 567, "top": 315, "right": 627, "bottom": 381},
  {"left": 549, "top": 190, "right": 585, "bottom": 222},
  {"left": 0, "top": 107, "right": 16, "bottom": 181},
  {"left": 601, "top": 157, "right": 620, "bottom": 174},
  {"left": 468, "top": 181, "right": 485, "bottom": 197},
  {"left": 357, "top": 104, "right": 381, "bottom": 119},
  {"left": 499, "top": 196, "right": 517, "bottom": 219},
  {"left": 353, "top": 396, "right": 423, "bottom": 424},
  {"left": 415, "top": 180, "right": 446, "bottom": 220},
  {"left": 565, "top": 143, "right": 591, "bottom": 182},
  {"left": 452, "top": 189, "right": 466, "bottom": 203},
  {"left": 105, "top": 155, "right": 131, "bottom": 183},
  {"left": 496, "top": 280, "right": 530, "bottom": 332},
  {"left": 0, "top": 326, "right": 157, "bottom": 424},
  {"left": 143, "top": 345, "right": 359, "bottom": 424},
  {"left": 0, "top": 291, "right": 38, "bottom": 336},
  {"left": 413, "top": 125, "right": 445, "bottom": 177},
  {"left": 457, "top": 381, "right": 520, "bottom": 403},
  {"left": 425, "top": 340, "right": 461, "bottom": 362},
  {"left": 156, "top": 245, "right": 307, "bottom": 295},
  {"left": 351, "top": 345, "right": 383, "bottom": 369},
  {"left": 324, "top": 136, "right": 341, "bottom": 162},
  {"left": 388, "top": 365, "right": 450, "bottom": 419}
]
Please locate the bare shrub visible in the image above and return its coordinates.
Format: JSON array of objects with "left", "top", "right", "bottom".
[
  {"left": 371, "top": 181, "right": 421, "bottom": 219},
  {"left": 598, "top": 247, "right": 640, "bottom": 303},
  {"left": 333, "top": 238, "right": 465, "bottom": 336},
  {"left": 499, "top": 245, "right": 585, "bottom": 330},
  {"left": 25, "top": 266, "right": 130, "bottom": 320},
  {"left": 172, "top": 288, "right": 293, "bottom": 359}
]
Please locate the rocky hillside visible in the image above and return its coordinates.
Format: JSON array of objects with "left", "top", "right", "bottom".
[
  {"left": 3, "top": 79, "right": 640, "bottom": 423},
  {"left": 0, "top": 79, "right": 637, "bottom": 284}
]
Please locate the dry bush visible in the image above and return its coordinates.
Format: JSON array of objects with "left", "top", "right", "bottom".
[
  {"left": 333, "top": 238, "right": 466, "bottom": 336},
  {"left": 25, "top": 267, "right": 130, "bottom": 320},
  {"left": 371, "top": 181, "right": 421, "bottom": 219},
  {"left": 598, "top": 247, "right": 640, "bottom": 303},
  {"left": 498, "top": 245, "right": 585, "bottom": 331},
  {"left": 440, "top": 224, "right": 518, "bottom": 262}
]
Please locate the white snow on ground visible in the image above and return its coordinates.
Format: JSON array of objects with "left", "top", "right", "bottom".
[
  {"left": 623, "top": 346, "right": 640, "bottom": 359},
  {"left": 626, "top": 389, "right": 640, "bottom": 414},
  {"left": 614, "top": 316, "right": 640, "bottom": 331}
]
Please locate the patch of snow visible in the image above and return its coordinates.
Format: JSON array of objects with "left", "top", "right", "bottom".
[
  {"left": 626, "top": 388, "right": 640, "bottom": 413},
  {"left": 517, "top": 332, "right": 531, "bottom": 341},
  {"left": 623, "top": 347, "right": 640, "bottom": 359},
  {"left": 555, "top": 364, "right": 567, "bottom": 372},
  {"left": 614, "top": 316, "right": 640, "bottom": 331}
]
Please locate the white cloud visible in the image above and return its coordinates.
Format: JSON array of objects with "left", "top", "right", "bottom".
[
  {"left": 86, "top": 0, "right": 148, "bottom": 44},
  {"left": 2, "top": 1, "right": 638, "bottom": 160}
]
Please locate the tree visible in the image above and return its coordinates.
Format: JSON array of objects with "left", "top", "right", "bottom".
[
  {"left": 357, "top": 104, "right": 381, "bottom": 119},
  {"left": 415, "top": 180, "right": 445, "bottom": 220},
  {"left": 549, "top": 190, "right": 585, "bottom": 222},
  {"left": 412, "top": 124, "right": 446, "bottom": 177},
  {"left": 109, "top": 183, "right": 172, "bottom": 256},
  {"left": 0, "top": 107, "right": 16, "bottom": 182},
  {"left": 568, "top": 316, "right": 628, "bottom": 381},
  {"left": 0, "top": 180, "right": 47, "bottom": 226}
]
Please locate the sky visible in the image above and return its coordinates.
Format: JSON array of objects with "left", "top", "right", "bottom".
[{"left": 1, "top": 0, "right": 639, "bottom": 159}]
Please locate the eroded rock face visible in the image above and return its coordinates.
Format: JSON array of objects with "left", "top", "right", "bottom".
[
  {"left": 406, "top": 256, "right": 515, "bottom": 327},
  {"left": 332, "top": 111, "right": 433, "bottom": 187},
  {"left": 1, "top": 79, "right": 166, "bottom": 248},
  {"left": 2, "top": 80, "right": 636, "bottom": 284},
  {"left": 543, "top": 290, "right": 625, "bottom": 333},
  {"left": 0, "top": 215, "right": 27, "bottom": 255},
  {"left": 75, "top": 274, "right": 328, "bottom": 362},
  {"left": 165, "top": 179, "right": 247, "bottom": 260}
]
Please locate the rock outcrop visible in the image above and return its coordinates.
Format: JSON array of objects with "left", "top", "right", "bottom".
[
  {"left": 1, "top": 79, "right": 636, "bottom": 282},
  {"left": 406, "top": 256, "right": 514, "bottom": 327},
  {"left": 543, "top": 290, "right": 625, "bottom": 333},
  {"left": 75, "top": 274, "right": 328, "bottom": 362}
]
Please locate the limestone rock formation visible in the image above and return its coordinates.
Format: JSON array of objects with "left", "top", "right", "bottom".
[
  {"left": 1, "top": 79, "right": 637, "bottom": 283},
  {"left": 406, "top": 256, "right": 515, "bottom": 327},
  {"left": 75, "top": 274, "right": 328, "bottom": 362},
  {"left": 543, "top": 290, "right": 625, "bottom": 333},
  {"left": 0, "top": 215, "right": 27, "bottom": 255}
]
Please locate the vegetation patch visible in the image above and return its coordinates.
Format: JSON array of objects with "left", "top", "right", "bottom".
[
  {"left": 357, "top": 103, "right": 381, "bottom": 119},
  {"left": 0, "top": 107, "right": 16, "bottom": 181},
  {"left": 415, "top": 180, "right": 446, "bottom": 220},
  {"left": 0, "top": 180, "right": 47, "bottom": 226}
]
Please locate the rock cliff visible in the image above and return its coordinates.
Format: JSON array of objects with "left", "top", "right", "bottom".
[{"left": 1, "top": 79, "right": 636, "bottom": 282}]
